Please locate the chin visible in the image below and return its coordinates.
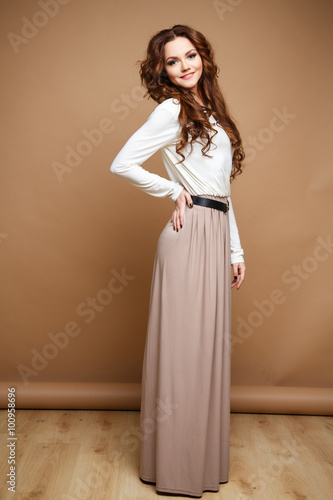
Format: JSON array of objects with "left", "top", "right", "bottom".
[
  {"left": 181, "top": 84, "right": 199, "bottom": 92},
  {"left": 177, "top": 78, "right": 199, "bottom": 88}
]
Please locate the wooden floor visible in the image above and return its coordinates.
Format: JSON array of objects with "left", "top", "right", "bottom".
[{"left": 0, "top": 410, "right": 332, "bottom": 499}]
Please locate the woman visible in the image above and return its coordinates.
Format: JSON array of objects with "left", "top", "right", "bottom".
[{"left": 110, "top": 24, "right": 246, "bottom": 498}]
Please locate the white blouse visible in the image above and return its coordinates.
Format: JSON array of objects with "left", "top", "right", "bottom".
[{"left": 110, "top": 98, "right": 244, "bottom": 264}]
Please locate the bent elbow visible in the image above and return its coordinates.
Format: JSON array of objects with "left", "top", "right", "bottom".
[{"left": 110, "top": 160, "right": 120, "bottom": 175}]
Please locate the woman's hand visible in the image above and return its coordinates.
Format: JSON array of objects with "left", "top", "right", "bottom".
[
  {"left": 231, "top": 262, "right": 246, "bottom": 290},
  {"left": 171, "top": 188, "right": 193, "bottom": 231}
]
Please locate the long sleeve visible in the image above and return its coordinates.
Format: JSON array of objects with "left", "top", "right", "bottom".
[
  {"left": 110, "top": 103, "right": 184, "bottom": 202},
  {"left": 110, "top": 99, "right": 245, "bottom": 264},
  {"left": 227, "top": 196, "right": 245, "bottom": 264}
]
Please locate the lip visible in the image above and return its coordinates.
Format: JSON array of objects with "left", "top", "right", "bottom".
[{"left": 180, "top": 72, "right": 195, "bottom": 80}]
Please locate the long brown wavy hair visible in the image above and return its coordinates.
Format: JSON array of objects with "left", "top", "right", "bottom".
[{"left": 138, "top": 24, "right": 245, "bottom": 181}]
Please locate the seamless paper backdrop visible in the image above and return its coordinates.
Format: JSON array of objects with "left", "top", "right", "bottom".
[{"left": 0, "top": 0, "right": 332, "bottom": 413}]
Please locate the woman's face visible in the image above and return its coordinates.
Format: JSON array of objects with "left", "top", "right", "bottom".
[{"left": 164, "top": 36, "right": 203, "bottom": 97}]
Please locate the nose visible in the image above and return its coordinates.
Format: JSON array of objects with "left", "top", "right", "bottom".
[{"left": 180, "top": 59, "right": 190, "bottom": 72}]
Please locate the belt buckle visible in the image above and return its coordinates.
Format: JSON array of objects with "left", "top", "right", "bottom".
[{"left": 226, "top": 200, "right": 229, "bottom": 212}]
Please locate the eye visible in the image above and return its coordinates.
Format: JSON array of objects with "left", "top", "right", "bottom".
[
  {"left": 188, "top": 53, "right": 197, "bottom": 59},
  {"left": 167, "top": 60, "right": 177, "bottom": 66}
]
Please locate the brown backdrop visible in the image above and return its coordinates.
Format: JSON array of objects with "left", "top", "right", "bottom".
[{"left": 1, "top": 0, "right": 332, "bottom": 414}]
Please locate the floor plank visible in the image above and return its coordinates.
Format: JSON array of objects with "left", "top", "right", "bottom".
[{"left": 0, "top": 410, "right": 332, "bottom": 499}]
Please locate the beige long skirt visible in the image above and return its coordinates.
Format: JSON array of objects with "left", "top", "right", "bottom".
[{"left": 139, "top": 194, "right": 232, "bottom": 498}]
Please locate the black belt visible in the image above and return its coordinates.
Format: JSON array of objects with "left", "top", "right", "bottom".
[{"left": 191, "top": 195, "right": 229, "bottom": 213}]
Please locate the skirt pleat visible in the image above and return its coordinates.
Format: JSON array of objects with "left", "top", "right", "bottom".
[{"left": 139, "top": 194, "right": 232, "bottom": 497}]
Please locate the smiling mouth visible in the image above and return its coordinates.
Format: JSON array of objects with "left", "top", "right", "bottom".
[{"left": 180, "top": 72, "right": 195, "bottom": 79}]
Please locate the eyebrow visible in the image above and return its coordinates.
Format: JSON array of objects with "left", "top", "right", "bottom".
[{"left": 165, "top": 49, "right": 196, "bottom": 62}]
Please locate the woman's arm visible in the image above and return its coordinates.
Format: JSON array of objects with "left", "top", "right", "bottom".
[
  {"left": 110, "top": 102, "right": 184, "bottom": 201},
  {"left": 227, "top": 196, "right": 246, "bottom": 289},
  {"left": 226, "top": 196, "right": 245, "bottom": 265}
]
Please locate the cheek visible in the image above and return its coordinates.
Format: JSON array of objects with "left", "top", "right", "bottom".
[
  {"left": 165, "top": 66, "right": 177, "bottom": 81},
  {"left": 196, "top": 57, "right": 203, "bottom": 72}
]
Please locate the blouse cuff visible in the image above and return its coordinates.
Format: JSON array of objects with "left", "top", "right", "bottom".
[
  {"left": 170, "top": 183, "right": 184, "bottom": 202},
  {"left": 231, "top": 253, "right": 245, "bottom": 265}
]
